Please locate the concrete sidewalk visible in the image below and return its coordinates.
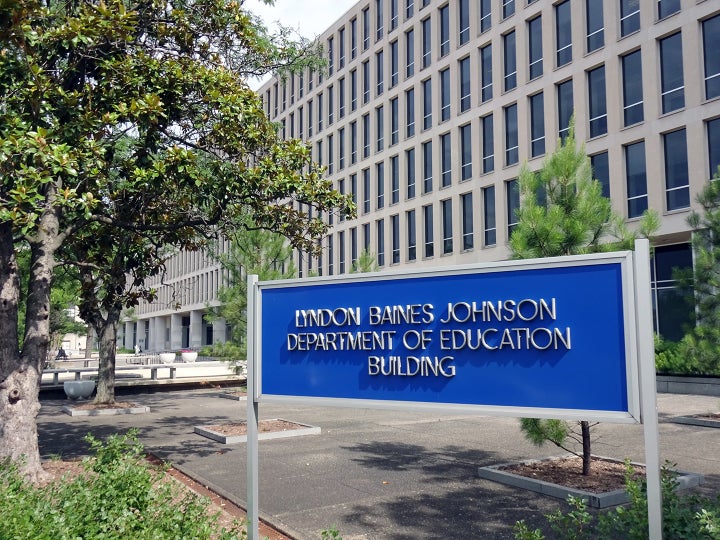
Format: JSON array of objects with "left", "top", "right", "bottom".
[{"left": 37, "top": 389, "right": 720, "bottom": 539}]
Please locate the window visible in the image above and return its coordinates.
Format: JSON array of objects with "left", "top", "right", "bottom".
[
  {"left": 362, "top": 60, "right": 370, "bottom": 104},
  {"left": 406, "top": 87, "right": 416, "bottom": 137},
  {"left": 504, "top": 104, "right": 518, "bottom": 166},
  {"left": 351, "top": 228, "right": 358, "bottom": 268},
  {"left": 362, "top": 168, "right": 371, "bottom": 214},
  {"left": 328, "top": 37, "right": 334, "bottom": 75},
  {"left": 709, "top": 118, "right": 720, "bottom": 179},
  {"left": 327, "top": 134, "right": 334, "bottom": 174},
  {"left": 557, "top": 79, "right": 573, "bottom": 142},
  {"left": 703, "top": 15, "right": 720, "bottom": 100},
  {"left": 391, "top": 0, "right": 399, "bottom": 30},
  {"left": 555, "top": 0, "right": 572, "bottom": 67},
  {"left": 391, "top": 97, "right": 399, "bottom": 145},
  {"left": 530, "top": 92, "right": 545, "bottom": 158},
  {"left": 502, "top": 0, "right": 514, "bottom": 19},
  {"left": 441, "top": 132, "right": 451, "bottom": 187},
  {"left": 339, "top": 79, "right": 345, "bottom": 119},
  {"left": 459, "top": 0, "right": 469, "bottom": 45},
  {"left": 307, "top": 100, "right": 313, "bottom": 137},
  {"left": 480, "top": 43, "right": 493, "bottom": 102},
  {"left": 439, "top": 4, "right": 450, "bottom": 57},
  {"left": 406, "top": 29, "right": 415, "bottom": 77},
  {"left": 480, "top": 0, "right": 491, "bottom": 33},
  {"left": 657, "top": 0, "right": 680, "bottom": 20},
  {"left": 440, "top": 68, "right": 450, "bottom": 121},
  {"left": 376, "top": 0, "right": 384, "bottom": 40},
  {"left": 503, "top": 31, "right": 517, "bottom": 92},
  {"left": 363, "top": 223, "right": 371, "bottom": 252},
  {"left": 664, "top": 129, "right": 689, "bottom": 211},
  {"left": 458, "top": 56, "right": 471, "bottom": 112},
  {"left": 651, "top": 244, "right": 694, "bottom": 341},
  {"left": 659, "top": 32, "right": 684, "bottom": 113},
  {"left": 620, "top": 0, "right": 640, "bottom": 37},
  {"left": 586, "top": 0, "right": 604, "bottom": 53},
  {"left": 391, "top": 214, "right": 400, "bottom": 264},
  {"left": 338, "top": 231, "right": 345, "bottom": 274},
  {"left": 622, "top": 50, "right": 643, "bottom": 126},
  {"left": 317, "top": 92, "right": 323, "bottom": 132},
  {"left": 422, "top": 17, "right": 432, "bottom": 68},
  {"left": 406, "top": 147, "right": 416, "bottom": 198},
  {"left": 376, "top": 50, "right": 384, "bottom": 96},
  {"left": 591, "top": 152, "right": 610, "bottom": 198},
  {"left": 351, "top": 17, "right": 357, "bottom": 59},
  {"left": 290, "top": 76, "right": 295, "bottom": 105},
  {"left": 625, "top": 141, "right": 648, "bottom": 218},
  {"left": 406, "top": 0, "right": 414, "bottom": 20},
  {"left": 351, "top": 173, "right": 358, "bottom": 209},
  {"left": 528, "top": 16, "right": 543, "bottom": 80},
  {"left": 407, "top": 209, "right": 417, "bottom": 260},
  {"left": 588, "top": 65, "right": 607, "bottom": 138},
  {"left": 376, "top": 161, "right": 385, "bottom": 209},
  {"left": 299, "top": 73, "right": 304, "bottom": 98},
  {"left": 377, "top": 218, "right": 385, "bottom": 266},
  {"left": 351, "top": 120, "right": 358, "bottom": 163},
  {"left": 506, "top": 178, "right": 519, "bottom": 237},
  {"left": 298, "top": 106, "right": 304, "bottom": 139},
  {"left": 461, "top": 192, "right": 474, "bottom": 250},
  {"left": 391, "top": 155, "right": 400, "bottom": 204},
  {"left": 362, "top": 7, "right": 370, "bottom": 50},
  {"left": 362, "top": 113, "right": 370, "bottom": 158},
  {"left": 481, "top": 113, "right": 494, "bottom": 173},
  {"left": 390, "top": 40, "right": 399, "bottom": 88},
  {"left": 422, "top": 78, "right": 433, "bottom": 129},
  {"left": 423, "top": 204, "right": 434, "bottom": 257},
  {"left": 376, "top": 105, "right": 384, "bottom": 151},
  {"left": 316, "top": 140, "right": 322, "bottom": 167},
  {"left": 460, "top": 123, "right": 472, "bottom": 181},
  {"left": 338, "top": 178, "right": 346, "bottom": 222},
  {"left": 422, "top": 140, "right": 433, "bottom": 193},
  {"left": 351, "top": 69, "right": 358, "bottom": 111},
  {"left": 328, "top": 85, "right": 334, "bottom": 125},
  {"left": 483, "top": 185, "right": 496, "bottom": 246},
  {"left": 441, "top": 198, "right": 453, "bottom": 254},
  {"left": 328, "top": 235, "right": 334, "bottom": 276},
  {"left": 339, "top": 27, "right": 346, "bottom": 68}
]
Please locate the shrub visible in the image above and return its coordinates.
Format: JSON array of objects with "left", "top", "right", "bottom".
[
  {"left": 514, "top": 462, "right": 720, "bottom": 540},
  {"left": 0, "top": 430, "right": 245, "bottom": 539}
]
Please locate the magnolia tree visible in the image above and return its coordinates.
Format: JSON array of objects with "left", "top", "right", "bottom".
[
  {"left": 0, "top": 0, "right": 353, "bottom": 481},
  {"left": 509, "top": 124, "right": 658, "bottom": 475}
]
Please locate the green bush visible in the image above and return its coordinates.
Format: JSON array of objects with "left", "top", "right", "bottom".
[
  {"left": 655, "top": 334, "right": 720, "bottom": 376},
  {"left": 514, "top": 462, "right": 720, "bottom": 540},
  {"left": 0, "top": 430, "right": 245, "bottom": 539}
]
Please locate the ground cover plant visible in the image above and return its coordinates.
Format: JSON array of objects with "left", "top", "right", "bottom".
[
  {"left": 0, "top": 430, "right": 245, "bottom": 539},
  {"left": 514, "top": 463, "right": 720, "bottom": 540}
]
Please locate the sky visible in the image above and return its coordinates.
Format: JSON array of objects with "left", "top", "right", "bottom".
[{"left": 245, "top": 0, "right": 358, "bottom": 88}]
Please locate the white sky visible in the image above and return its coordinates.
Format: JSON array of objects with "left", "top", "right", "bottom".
[{"left": 245, "top": 0, "right": 358, "bottom": 88}]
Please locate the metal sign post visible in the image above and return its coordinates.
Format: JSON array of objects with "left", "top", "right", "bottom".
[{"left": 246, "top": 275, "right": 260, "bottom": 540}]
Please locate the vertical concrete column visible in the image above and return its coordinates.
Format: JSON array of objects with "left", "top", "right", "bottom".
[
  {"left": 170, "top": 313, "right": 183, "bottom": 351},
  {"left": 137, "top": 320, "right": 147, "bottom": 351},
  {"left": 213, "top": 317, "right": 227, "bottom": 345},
  {"left": 190, "top": 310, "right": 203, "bottom": 349},
  {"left": 123, "top": 321, "right": 133, "bottom": 350}
]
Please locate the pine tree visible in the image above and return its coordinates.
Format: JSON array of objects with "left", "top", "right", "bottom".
[{"left": 510, "top": 123, "right": 658, "bottom": 475}]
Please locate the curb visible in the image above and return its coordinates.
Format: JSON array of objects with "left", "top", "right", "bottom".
[{"left": 194, "top": 418, "right": 321, "bottom": 444}]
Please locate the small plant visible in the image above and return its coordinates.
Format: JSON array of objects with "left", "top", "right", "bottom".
[
  {"left": 321, "top": 525, "right": 343, "bottom": 539},
  {"left": 514, "top": 462, "right": 720, "bottom": 540},
  {"left": 0, "top": 430, "right": 246, "bottom": 539}
]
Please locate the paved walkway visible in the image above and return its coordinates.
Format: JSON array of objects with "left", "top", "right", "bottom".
[{"left": 37, "top": 389, "right": 720, "bottom": 540}]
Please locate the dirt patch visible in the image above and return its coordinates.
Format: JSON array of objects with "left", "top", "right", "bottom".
[
  {"left": 501, "top": 456, "right": 644, "bottom": 493},
  {"left": 204, "top": 419, "right": 306, "bottom": 436}
]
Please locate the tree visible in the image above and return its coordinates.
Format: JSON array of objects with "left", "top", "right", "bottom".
[
  {"left": 673, "top": 167, "right": 720, "bottom": 375},
  {"left": 509, "top": 123, "right": 658, "bottom": 475},
  {"left": 351, "top": 249, "right": 379, "bottom": 273},
  {"left": 0, "top": 0, "right": 353, "bottom": 480}
]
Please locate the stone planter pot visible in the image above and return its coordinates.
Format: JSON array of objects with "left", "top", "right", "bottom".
[
  {"left": 159, "top": 352, "right": 176, "bottom": 364},
  {"left": 63, "top": 380, "right": 96, "bottom": 400},
  {"left": 181, "top": 351, "right": 198, "bottom": 363}
]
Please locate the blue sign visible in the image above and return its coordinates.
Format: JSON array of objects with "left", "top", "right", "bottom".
[{"left": 256, "top": 255, "right": 638, "bottom": 419}]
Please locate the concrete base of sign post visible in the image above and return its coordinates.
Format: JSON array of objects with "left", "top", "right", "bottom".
[
  {"left": 194, "top": 419, "right": 320, "bottom": 444},
  {"left": 62, "top": 404, "right": 151, "bottom": 416},
  {"left": 478, "top": 456, "right": 704, "bottom": 509},
  {"left": 670, "top": 415, "right": 720, "bottom": 428}
]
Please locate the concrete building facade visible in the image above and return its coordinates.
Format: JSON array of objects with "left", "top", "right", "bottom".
[{"left": 132, "top": 0, "right": 720, "bottom": 350}]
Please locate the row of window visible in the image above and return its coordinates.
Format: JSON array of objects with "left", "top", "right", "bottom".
[
  {"left": 266, "top": 0, "right": 708, "bottom": 120},
  {"left": 299, "top": 117, "right": 720, "bottom": 277}
]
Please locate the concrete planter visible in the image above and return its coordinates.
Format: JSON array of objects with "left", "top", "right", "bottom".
[
  {"left": 63, "top": 380, "right": 96, "bottom": 400},
  {"left": 657, "top": 375, "right": 720, "bottom": 397},
  {"left": 181, "top": 351, "right": 198, "bottom": 362},
  {"left": 159, "top": 352, "right": 176, "bottom": 364}
]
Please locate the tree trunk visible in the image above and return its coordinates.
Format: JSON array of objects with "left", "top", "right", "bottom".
[
  {"left": 84, "top": 325, "right": 93, "bottom": 359},
  {"left": 94, "top": 305, "right": 122, "bottom": 405},
  {"left": 581, "top": 420, "right": 592, "bottom": 476}
]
